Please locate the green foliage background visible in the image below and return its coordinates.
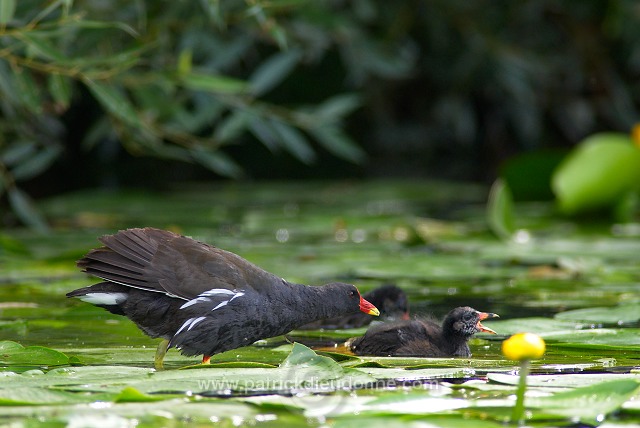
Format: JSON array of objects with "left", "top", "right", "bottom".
[{"left": 1, "top": 0, "right": 640, "bottom": 228}]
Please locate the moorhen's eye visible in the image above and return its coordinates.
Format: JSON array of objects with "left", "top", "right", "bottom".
[{"left": 348, "top": 290, "right": 356, "bottom": 298}]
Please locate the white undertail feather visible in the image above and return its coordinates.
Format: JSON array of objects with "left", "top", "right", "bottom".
[{"left": 79, "top": 292, "right": 127, "bottom": 306}]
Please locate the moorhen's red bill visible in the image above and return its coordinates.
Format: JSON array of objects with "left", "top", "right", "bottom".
[
  {"left": 67, "top": 228, "right": 380, "bottom": 368},
  {"left": 349, "top": 306, "right": 498, "bottom": 357},
  {"left": 298, "top": 283, "right": 409, "bottom": 330}
]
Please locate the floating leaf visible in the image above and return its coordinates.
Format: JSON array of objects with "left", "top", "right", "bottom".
[
  {"left": 0, "top": 341, "right": 70, "bottom": 368},
  {"left": 554, "top": 303, "right": 640, "bottom": 325},
  {"left": 114, "top": 386, "right": 174, "bottom": 403},
  {"left": 0, "top": 387, "right": 99, "bottom": 406},
  {"left": 527, "top": 379, "right": 640, "bottom": 424}
]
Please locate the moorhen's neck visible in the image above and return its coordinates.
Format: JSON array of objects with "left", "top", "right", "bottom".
[
  {"left": 283, "top": 282, "right": 357, "bottom": 325},
  {"left": 441, "top": 318, "right": 472, "bottom": 354}
]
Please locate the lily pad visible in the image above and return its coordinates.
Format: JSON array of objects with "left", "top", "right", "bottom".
[
  {"left": 0, "top": 341, "right": 72, "bottom": 369},
  {"left": 555, "top": 303, "right": 640, "bottom": 325}
]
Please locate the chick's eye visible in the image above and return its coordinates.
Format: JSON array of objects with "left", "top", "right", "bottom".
[{"left": 349, "top": 290, "right": 356, "bottom": 298}]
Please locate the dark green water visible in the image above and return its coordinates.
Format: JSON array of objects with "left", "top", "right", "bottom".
[{"left": 1, "top": 180, "right": 639, "bottom": 426}]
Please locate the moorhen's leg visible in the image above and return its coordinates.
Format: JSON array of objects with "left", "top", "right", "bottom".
[
  {"left": 202, "top": 355, "right": 211, "bottom": 365},
  {"left": 155, "top": 339, "right": 169, "bottom": 370}
]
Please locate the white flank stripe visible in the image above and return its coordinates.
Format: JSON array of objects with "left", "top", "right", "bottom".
[
  {"left": 187, "top": 316, "right": 206, "bottom": 331},
  {"left": 80, "top": 292, "right": 127, "bottom": 306},
  {"left": 211, "top": 300, "right": 229, "bottom": 311},
  {"left": 175, "top": 316, "right": 206, "bottom": 336},
  {"left": 179, "top": 296, "right": 211, "bottom": 309},
  {"left": 201, "top": 288, "right": 236, "bottom": 297},
  {"left": 229, "top": 292, "right": 245, "bottom": 302}
]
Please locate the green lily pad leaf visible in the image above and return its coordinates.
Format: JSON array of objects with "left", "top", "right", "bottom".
[
  {"left": 527, "top": 379, "right": 640, "bottom": 424},
  {"left": 330, "top": 391, "right": 465, "bottom": 416},
  {"left": 279, "top": 343, "right": 376, "bottom": 389},
  {"left": 488, "top": 373, "right": 640, "bottom": 388},
  {"left": 316, "top": 350, "right": 361, "bottom": 362},
  {"left": 552, "top": 133, "right": 640, "bottom": 215},
  {"left": 333, "top": 415, "right": 504, "bottom": 428},
  {"left": 57, "top": 343, "right": 375, "bottom": 395},
  {"left": 543, "top": 328, "right": 640, "bottom": 350},
  {"left": 0, "top": 387, "right": 106, "bottom": 405},
  {"left": 181, "top": 361, "right": 277, "bottom": 369},
  {"left": 554, "top": 303, "right": 640, "bottom": 325},
  {"left": 114, "top": 386, "right": 176, "bottom": 402},
  {"left": 0, "top": 341, "right": 70, "bottom": 368},
  {"left": 481, "top": 318, "right": 580, "bottom": 336},
  {"left": 361, "top": 367, "right": 473, "bottom": 382},
  {"left": 0, "top": 340, "right": 24, "bottom": 352}
]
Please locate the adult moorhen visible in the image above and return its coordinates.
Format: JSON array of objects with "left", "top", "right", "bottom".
[
  {"left": 348, "top": 306, "right": 498, "bottom": 357},
  {"left": 298, "top": 284, "right": 409, "bottom": 330},
  {"left": 67, "top": 228, "right": 380, "bottom": 369}
]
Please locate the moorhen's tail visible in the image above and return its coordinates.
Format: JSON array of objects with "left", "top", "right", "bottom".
[
  {"left": 66, "top": 282, "right": 129, "bottom": 315},
  {"left": 76, "top": 228, "right": 179, "bottom": 294}
]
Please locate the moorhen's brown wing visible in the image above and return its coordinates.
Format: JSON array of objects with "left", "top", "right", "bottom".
[{"left": 77, "top": 228, "right": 283, "bottom": 300}]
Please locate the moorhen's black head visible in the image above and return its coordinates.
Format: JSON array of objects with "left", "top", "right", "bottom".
[
  {"left": 442, "top": 306, "right": 499, "bottom": 338},
  {"left": 317, "top": 282, "right": 380, "bottom": 316},
  {"left": 365, "top": 284, "right": 409, "bottom": 320}
]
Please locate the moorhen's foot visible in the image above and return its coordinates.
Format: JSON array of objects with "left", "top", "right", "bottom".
[
  {"left": 67, "top": 228, "right": 380, "bottom": 368},
  {"left": 155, "top": 339, "right": 169, "bottom": 370},
  {"left": 349, "top": 306, "right": 498, "bottom": 357}
]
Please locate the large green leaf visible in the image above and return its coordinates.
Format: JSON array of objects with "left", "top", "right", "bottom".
[{"left": 552, "top": 133, "right": 640, "bottom": 215}]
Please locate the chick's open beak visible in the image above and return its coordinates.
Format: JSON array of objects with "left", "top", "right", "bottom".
[
  {"left": 477, "top": 312, "right": 499, "bottom": 334},
  {"left": 360, "top": 297, "right": 380, "bottom": 316}
]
